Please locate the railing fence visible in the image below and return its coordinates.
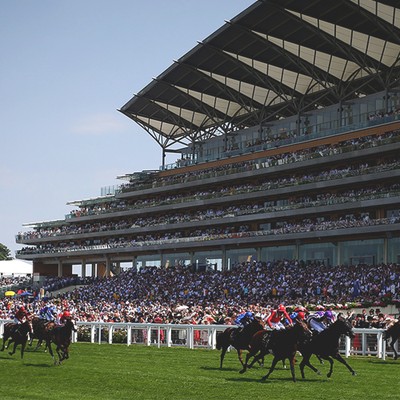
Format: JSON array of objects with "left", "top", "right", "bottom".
[{"left": 0, "top": 320, "right": 397, "bottom": 360}]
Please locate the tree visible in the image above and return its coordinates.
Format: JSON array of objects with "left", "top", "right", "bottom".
[{"left": 0, "top": 243, "right": 12, "bottom": 260}]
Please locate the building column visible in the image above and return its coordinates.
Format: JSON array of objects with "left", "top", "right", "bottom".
[
  {"left": 221, "top": 247, "right": 227, "bottom": 271},
  {"left": 81, "top": 259, "right": 86, "bottom": 278},
  {"left": 383, "top": 237, "right": 388, "bottom": 264},
  {"left": 106, "top": 257, "right": 111, "bottom": 278},
  {"left": 256, "top": 247, "right": 261, "bottom": 262},
  {"left": 132, "top": 257, "right": 137, "bottom": 272},
  {"left": 57, "top": 260, "right": 63, "bottom": 277}
]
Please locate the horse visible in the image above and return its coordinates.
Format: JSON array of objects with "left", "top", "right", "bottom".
[
  {"left": 239, "top": 329, "right": 272, "bottom": 374},
  {"left": 46, "top": 317, "right": 77, "bottom": 365},
  {"left": 216, "top": 318, "right": 264, "bottom": 369},
  {"left": 299, "top": 316, "right": 357, "bottom": 378},
  {"left": 29, "top": 316, "right": 56, "bottom": 351},
  {"left": 257, "top": 320, "right": 312, "bottom": 382},
  {"left": 0, "top": 319, "right": 33, "bottom": 359},
  {"left": 383, "top": 320, "right": 400, "bottom": 360}
]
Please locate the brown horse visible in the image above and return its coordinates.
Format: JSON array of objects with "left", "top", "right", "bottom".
[
  {"left": 383, "top": 320, "right": 400, "bottom": 360},
  {"left": 46, "top": 317, "right": 77, "bottom": 365},
  {"left": 259, "top": 320, "right": 312, "bottom": 382},
  {"left": 0, "top": 319, "right": 33, "bottom": 359},
  {"left": 299, "top": 316, "right": 356, "bottom": 378},
  {"left": 239, "top": 329, "right": 272, "bottom": 374},
  {"left": 216, "top": 318, "right": 264, "bottom": 369},
  {"left": 30, "top": 316, "right": 56, "bottom": 351}
]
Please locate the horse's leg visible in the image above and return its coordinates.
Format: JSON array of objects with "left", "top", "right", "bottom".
[
  {"left": 332, "top": 353, "right": 357, "bottom": 376},
  {"left": 34, "top": 339, "right": 43, "bottom": 351},
  {"left": 46, "top": 340, "right": 58, "bottom": 365},
  {"left": 8, "top": 341, "right": 17, "bottom": 356},
  {"left": 237, "top": 349, "right": 244, "bottom": 366},
  {"left": 248, "top": 350, "right": 267, "bottom": 369},
  {"left": 240, "top": 351, "right": 252, "bottom": 374},
  {"left": 325, "top": 356, "right": 334, "bottom": 378},
  {"left": 316, "top": 354, "right": 324, "bottom": 364},
  {"left": 56, "top": 345, "right": 64, "bottom": 364},
  {"left": 220, "top": 345, "right": 228, "bottom": 369},
  {"left": 289, "top": 356, "right": 296, "bottom": 382},
  {"left": 20, "top": 340, "right": 27, "bottom": 359},
  {"left": 240, "top": 347, "right": 261, "bottom": 374},
  {"left": 261, "top": 356, "right": 279, "bottom": 381},
  {"left": 390, "top": 339, "right": 398, "bottom": 360},
  {"left": 299, "top": 354, "right": 321, "bottom": 379}
]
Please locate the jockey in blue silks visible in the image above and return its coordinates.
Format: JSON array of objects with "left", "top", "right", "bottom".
[
  {"left": 235, "top": 311, "right": 254, "bottom": 327},
  {"left": 39, "top": 304, "right": 57, "bottom": 322}
]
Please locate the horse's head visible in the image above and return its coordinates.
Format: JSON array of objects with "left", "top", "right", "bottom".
[
  {"left": 69, "top": 317, "right": 78, "bottom": 332},
  {"left": 335, "top": 316, "right": 355, "bottom": 339},
  {"left": 296, "top": 319, "right": 313, "bottom": 340},
  {"left": 383, "top": 320, "right": 399, "bottom": 341}
]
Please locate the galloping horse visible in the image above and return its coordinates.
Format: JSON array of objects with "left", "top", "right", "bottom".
[
  {"left": 258, "top": 320, "right": 312, "bottom": 382},
  {"left": 46, "top": 317, "right": 77, "bottom": 365},
  {"left": 383, "top": 320, "right": 400, "bottom": 360},
  {"left": 30, "top": 316, "right": 56, "bottom": 351},
  {"left": 239, "top": 329, "right": 272, "bottom": 374},
  {"left": 299, "top": 316, "right": 357, "bottom": 378},
  {"left": 0, "top": 319, "right": 33, "bottom": 359},
  {"left": 216, "top": 318, "right": 264, "bottom": 369}
]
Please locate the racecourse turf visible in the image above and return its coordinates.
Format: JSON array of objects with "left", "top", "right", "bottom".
[{"left": 0, "top": 343, "right": 399, "bottom": 400}]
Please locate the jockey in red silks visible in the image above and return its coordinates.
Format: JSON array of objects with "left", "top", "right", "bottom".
[
  {"left": 266, "top": 304, "right": 292, "bottom": 330},
  {"left": 59, "top": 310, "right": 71, "bottom": 325},
  {"left": 14, "top": 305, "right": 30, "bottom": 324}
]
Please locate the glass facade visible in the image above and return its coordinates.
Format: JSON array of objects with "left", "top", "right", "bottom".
[
  {"left": 339, "top": 239, "right": 385, "bottom": 266},
  {"left": 260, "top": 245, "right": 296, "bottom": 262},
  {"left": 298, "top": 242, "right": 338, "bottom": 267},
  {"left": 387, "top": 237, "right": 400, "bottom": 264}
]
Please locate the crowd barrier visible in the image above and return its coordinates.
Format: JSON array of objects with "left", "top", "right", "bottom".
[{"left": 0, "top": 320, "right": 397, "bottom": 360}]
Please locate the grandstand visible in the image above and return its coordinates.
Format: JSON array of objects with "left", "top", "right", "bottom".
[{"left": 15, "top": 0, "right": 400, "bottom": 277}]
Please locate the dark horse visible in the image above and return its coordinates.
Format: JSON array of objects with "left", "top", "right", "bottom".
[
  {"left": 239, "top": 329, "right": 272, "bottom": 374},
  {"left": 30, "top": 316, "right": 56, "bottom": 351},
  {"left": 257, "top": 320, "right": 312, "bottom": 382},
  {"left": 383, "top": 320, "right": 400, "bottom": 360},
  {"left": 0, "top": 319, "right": 33, "bottom": 359},
  {"left": 299, "top": 316, "right": 357, "bottom": 378},
  {"left": 216, "top": 318, "right": 264, "bottom": 369},
  {"left": 46, "top": 317, "right": 77, "bottom": 365}
]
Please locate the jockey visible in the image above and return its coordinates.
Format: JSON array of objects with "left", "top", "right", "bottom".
[
  {"left": 290, "top": 307, "right": 307, "bottom": 324},
  {"left": 59, "top": 309, "right": 71, "bottom": 325},
  {"left": 308, "top": 309, "right": 335, "bottom": 333},
  {"left": 39, "top": 304, "right": 57, "bottom": 322},
  {"left": 14, "top": 305, "right": 29, "bottom": 324},
  {"left": 266, "top": 304, "right": 292, "bottom": 330},
  {"left": 235, "top": 311, "right": 254, "bottom": 328}
]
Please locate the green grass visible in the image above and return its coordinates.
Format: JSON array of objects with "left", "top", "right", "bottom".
[{"left": 1, "top": 343, "right": 399, "bottom": 400}]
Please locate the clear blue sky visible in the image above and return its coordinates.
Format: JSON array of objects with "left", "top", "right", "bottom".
[{"left": 1, "top": 1, "right": 254, "bottom": 256}]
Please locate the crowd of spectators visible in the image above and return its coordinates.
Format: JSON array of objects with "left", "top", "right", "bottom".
[
  {"left": 17, "top": 153, "right": 400, "bottom": 245},
  {"left": 1, "top": 260, "right": 399, "bottom": 324},
  {"left": 16, "top": 176, "right": 400, "bottom": 241},
  {"left": 16, "top": 211, "right": 400, "bottom": 255},
  {"left": 0, "top": 275, "right": 31, "bottom": 289},
  {"left": 119, "top": 127, "right": 400, "bottom": 193}
]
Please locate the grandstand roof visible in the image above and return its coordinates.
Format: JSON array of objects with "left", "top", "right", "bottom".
[{"left": 120, "top": 0, "right": 400, "bottom": 150}]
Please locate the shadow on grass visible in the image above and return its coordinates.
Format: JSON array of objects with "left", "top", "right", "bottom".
[
  {"left": 366, "top": 358, "right": 399, "bottom": 365},
  {"left": 23, "top": 363, "right": 52, "bottom": 368},
  {"left": 0, "top": 354, "right": 18, "bottom": 361},
  {"left": 201, "top": 365, "right": 240, "bottom": 372}
]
